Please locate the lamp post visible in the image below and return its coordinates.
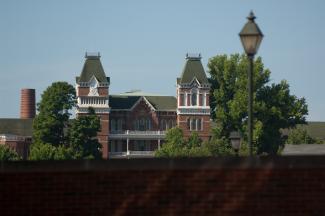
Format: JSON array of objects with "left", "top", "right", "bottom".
[
  {"left": 230, "top": 131, "right": 242, "bottom": 156},
  {"left": 239, "top": 11, "right": 263, "bottom": 156}
]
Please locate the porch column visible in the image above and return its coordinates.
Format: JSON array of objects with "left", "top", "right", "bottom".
[
  {"left": 158, "top": 139, "right": 161, "bottom": 150},
  {"left": 126, "top": 130, "right": 130, "bottom": 155}
]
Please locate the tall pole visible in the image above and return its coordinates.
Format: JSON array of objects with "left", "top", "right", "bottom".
[{"left": 248, "top": 55, "right": 254, "bottom": 156}]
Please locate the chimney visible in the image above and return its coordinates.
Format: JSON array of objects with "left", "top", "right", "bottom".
[{"left": 20, "top": 89, "right": 36, "bottom": 119}]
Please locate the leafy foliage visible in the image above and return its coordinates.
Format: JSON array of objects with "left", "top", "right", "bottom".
[
  {"left": 33, "top": 82, "right": 76, "bottom": 146},
  {"left": 208, "top": 54, "right": 308, "bottom": 155},
  {"left": 68, "top": 107, "right": 102, "bottom": 159},
  {"left": 155, "top": 128, "right": 213, "bottom": 157},
  {"left": 29, "top": 143, "right": 74, "bottom": 160},
  {"left": 0, "top": 145, "right": 20, "bottom": 161},
  {"left": 30, "top": 82, "right": 102, "bottom": 160}
]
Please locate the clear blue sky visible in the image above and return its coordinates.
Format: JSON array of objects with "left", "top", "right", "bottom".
[{"left": 0, "top": 0, "right": 324, "bottom": 121}]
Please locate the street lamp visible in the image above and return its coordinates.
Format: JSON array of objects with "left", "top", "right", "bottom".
[
  {"left": 230, "top": 131, "right": 242, "bottom": 156},
  {"left": 239, "top": 11, "right": 263, "bottom": 156}
]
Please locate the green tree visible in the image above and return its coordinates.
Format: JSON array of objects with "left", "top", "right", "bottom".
[
  {"left": 187, "top": 132, "right": 202, "bottom": 148},
  {"left": 155, "top": 128, "right": 212, "bottom": 157},
  {"left": 68, "top": 107, "right": 102, "bottom": 159},
  {"left": 0, "top": 145, "right": 20, "bottom": 161},
  {"left": 155, "top": 127, "right": 185, "bottom": 157},
  {"left": 33, "top": 82, "right": 76, "bottom": 146},
  {"left": 29, "top": 143, "right": 74, "bottom": 160},
  {"left": 208, "top": 54, "right": 308, "bottom": 155}
]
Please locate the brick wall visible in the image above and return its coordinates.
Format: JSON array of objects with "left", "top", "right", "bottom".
[
  {"left": 177, "top": 115, "right": 210, "bottom": 141},
  {"left": 1, "top": 157, "right": 325, "bottom": 215}
]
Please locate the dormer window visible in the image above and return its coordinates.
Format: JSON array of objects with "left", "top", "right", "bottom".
[{"left": 88, "top": 76, "right": 99, "bottom": 96}]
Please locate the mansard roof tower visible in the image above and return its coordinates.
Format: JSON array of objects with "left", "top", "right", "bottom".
[
  {"left": 76, "top": 52, "right": 110, "bottom": 158},
  {"left": 176, "top": 54, "right": 211, "bottom": 140}
]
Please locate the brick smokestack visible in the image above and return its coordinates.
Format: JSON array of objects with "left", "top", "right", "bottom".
[{"left": 20, "top": 89, "right": 36, "bottom": 119}]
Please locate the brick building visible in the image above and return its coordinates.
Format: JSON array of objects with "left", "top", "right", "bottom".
[
  {"left": 0, "top": 52, "right": 211, "bottom": 159},
  {"left": 76, "top": 52, "right": 211, "bottom": 158},
  {"left": 0, "top": 89, "right": 35, "bottom": 159}
]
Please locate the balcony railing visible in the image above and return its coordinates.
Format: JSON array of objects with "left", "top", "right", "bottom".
[
  {"left": 0, "top": 134, "right": 25, "bottom": 142},
  {"left": 109, "top": 150, "right": 155, "bottom": 158},
  {"left": 109, "top": 130, "right": 166, "bottom": 140},
  {"left": 110, "top": 130, "right": 166, "bottom": 135}
]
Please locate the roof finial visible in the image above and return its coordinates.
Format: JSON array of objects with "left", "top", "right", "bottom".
[
  {"left": 247, "top": 10, "right": 256, "bottom": 21},
  {"left": 85, "top": 52, "right": 101, "bottom": 59},
  {"left": 186, "top": 53, "right": 202, "bottom": 60}
]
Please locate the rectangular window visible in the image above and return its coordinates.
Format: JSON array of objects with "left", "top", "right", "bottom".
[
  {"left": 199, "top": 94, "right": 203, "bottom": 106},
  {"left": 197, "top": 119, "right": 202, "bottom": 131},
  {"left": 187, "top": 94, "right": 191, "bottom": 106},
  {"left": 187, "top": 119, "right": 191, "bottom": 130},
  {"left": 191, "top": 119, "right": 196, "bottom": 131},
  {"left": 203, "top": 94, "right": 206, "bottom": 106},
  {"left": 180, "top": 94, "right": 185, "bottom": 106},
  {"left": 205, "top": 94, "right": 209, "bottom": 106},
  {"left": 110, "top": 141, "right": 116, "bottom": 152},
  {"left": 117, "top": 140, "right": 122, "bottom": 152}
]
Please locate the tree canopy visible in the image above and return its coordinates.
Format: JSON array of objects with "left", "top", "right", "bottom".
[
  {"left": 68, "top": 107, "right": 102, "bottom": 159},
  {"left": 30, "top": 82, "right": 102, "bottom": 160},
  {"left": 32, "top": 81, "right": 76, "bottom": 146},
  {"left": 208, "top": 54, "right": 308, "bottom": 154}
]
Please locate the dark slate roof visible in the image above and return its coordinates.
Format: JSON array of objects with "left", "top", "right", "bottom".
[
  {"left": 145, "top": 96, "right": 177, "bottom": 111},
  {"left": 76, "top": 56, "right": 109, "bottom": 83},
  {"left": 109, "top": 95, "right": 177, "bottom": 111},
  {"left": 178, "top": 56, "right": 209, "bottom": 85},
  {"left": 109, "top": 95, "right": 141, "bottom": 110},
  {"left": 0, "top": 118, "right": 33, "bottom": 136}
]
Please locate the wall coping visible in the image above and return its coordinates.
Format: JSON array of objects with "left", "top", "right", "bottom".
[{"left": 1, "top": 156, "right": 325, "bottom": 173}]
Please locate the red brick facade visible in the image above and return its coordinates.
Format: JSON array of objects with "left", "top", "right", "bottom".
[
  {"left": 177, "top": 115, "right": 210, "bottom": 141},
  {"left": 1, "top": 157, "right": 324, "bottom": 215}
]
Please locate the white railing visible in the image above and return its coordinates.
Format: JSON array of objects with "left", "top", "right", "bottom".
[
  {"left": 177, "top": 108, "right": 210, "bottom": 115},
  {"left": 109, "top": 130, "right": 166, "bottom": 139},
  {"left": 110, "top": 130, "right": 166, "bottom": 135},
  {"left": 128, "top": 151, "right": 155, "bottom": 155},
  {"left": 76, "top": 107, "right": 110, "bottom": 114},
  {"left": 0, "top": 134, "right": 25, "bottom": 142},
  {"left": 109, "top": 151, "right": 155, "bottom": 158}
]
